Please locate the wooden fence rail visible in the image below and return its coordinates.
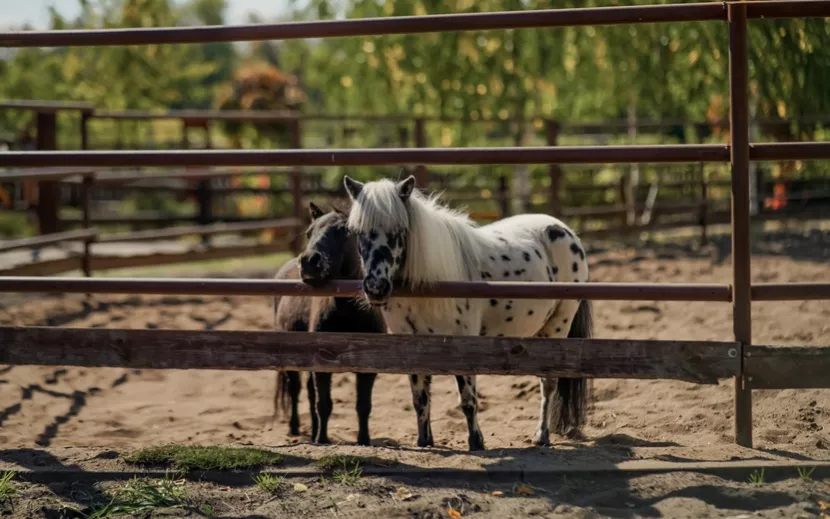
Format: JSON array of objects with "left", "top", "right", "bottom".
[{"left": 0, "top": 326, "right": 740, "bottom": 384}]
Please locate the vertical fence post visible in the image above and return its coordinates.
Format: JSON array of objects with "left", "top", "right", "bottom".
[
  {"left": 545, "top": 119, "right": 563, "bottom": 217},
  {"left": 80, "top": 110, "right": 90, "bottom": 151},
  {"left": 290, "top": 118, "right": 304, "bottom": 256},
  {"left": 699, "top": 162, "right": 709, "bottom": 246},
  {"left": 193, "top": 121, "right": 213, "bottom": 245},
  {"left": 414, "top": 118, "right": 429, "bottom": 190},
  {"left": 36, "top": 111, "right": 60, "bottom": 236},
  {"left": 498, "top": 175, "right": 510, "bottom": 219},
  {"left": 729, "top": 2, "right": 753, "bottom": 449},
  {"left": 81, "top": 173, "right": 93, "bottom": 277}
]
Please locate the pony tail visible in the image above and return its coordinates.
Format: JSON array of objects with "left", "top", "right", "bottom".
[
  {"left": 273, "top": 371, "right": 291, "bottom": 422},
  {"left": 553, "top": 299, "right": 593, "bottom": 437}
]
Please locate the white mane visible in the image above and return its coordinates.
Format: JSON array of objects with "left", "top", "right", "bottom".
[{"left": 347, "top": 179, "right": 483, "bottom": 288}]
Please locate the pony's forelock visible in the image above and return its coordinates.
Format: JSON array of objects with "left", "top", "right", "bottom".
[{"left": 346, "top": 179, "right": 410, "bottom": 233}]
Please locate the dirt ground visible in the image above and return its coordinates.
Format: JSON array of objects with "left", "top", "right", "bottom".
[{"left": 0, "top": 223, "right": 829, "bottom": 517}]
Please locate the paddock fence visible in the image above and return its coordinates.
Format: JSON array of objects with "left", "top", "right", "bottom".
[
  {"left": 6, "top": 100, "right": 830, "bottom": 275},
  {"left": 2, "top": 1, "right": 830, "bottom": 449}
]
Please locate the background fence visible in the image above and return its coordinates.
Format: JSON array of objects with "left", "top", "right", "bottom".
[{"left": 1, "top": 0, "right": 830, "bottom": 450}]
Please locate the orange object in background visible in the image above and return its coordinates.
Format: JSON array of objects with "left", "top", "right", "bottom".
[{"left": 764, "top": 183, "right": 788, "bottom": 211}]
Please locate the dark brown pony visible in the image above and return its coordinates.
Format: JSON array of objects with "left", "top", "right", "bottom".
[{"left": 273, "top": 202, "right": 386, "bottom": 445}]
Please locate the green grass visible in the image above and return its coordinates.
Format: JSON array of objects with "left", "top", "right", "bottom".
[
  {"left": 87, "top": 476, "right": 188, "bottom": 519},
  {"left": 0, "top": 471, "right": 17, "bottom": 503},
  {"left": 313, "top": 454, "right": 396, "bottom": 485},
  {"left": 123, "top": 445, "right": 284, "bottom": 472},
  {"left": 0, "top": 212, "right": 35, "bottom": 239},
  {"left": 253, "top": 473, "right": 286, "bottom": 494},
  {"left": 797, "top": 466, "right": 816, "bottom": 482},
  {"left": 748, "top": 468, "right": 766, "bottom": 485}
]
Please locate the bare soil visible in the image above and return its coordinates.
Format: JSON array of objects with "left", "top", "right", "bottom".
[{"left": 1, "top": 226, "right": 829, "bottom": 517}]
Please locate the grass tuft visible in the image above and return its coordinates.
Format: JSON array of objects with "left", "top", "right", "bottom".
[
  {"left": 314, "top": 455, "right": 383, "bottom": 485},
  {"left": 123, "top": 445, "right": 284, "bottom": 471},
  {"left": 0, "top": 472, "right": 17, "bottom": 503},
  {"left": 88, "top": 476, "right": 188, "bottom": 519},
  {"left": 254, "top": 473, "right": 286, "bottom": 495},
  {"left": 748, "top": 468, "right": 765, "bottom": 485},
  {"left": 797, "top": 466, "right": 816, "bottom": 482}
]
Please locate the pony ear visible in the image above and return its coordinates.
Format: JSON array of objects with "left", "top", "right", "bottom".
[
  {"left": 396, "top": 175, "right": 416, "bottom": 200},
  {"left": 343, "top": 176, "right": 364, "bottom": 199},
  {"left": 308, "top": 201, "right": 325, "bottom": 220}
]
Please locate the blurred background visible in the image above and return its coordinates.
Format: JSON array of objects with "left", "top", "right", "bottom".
[{"left": 1, "top": 0, "right": 829, "bottom": 260}]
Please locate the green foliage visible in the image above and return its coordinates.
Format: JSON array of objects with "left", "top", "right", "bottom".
[
  {"left": 88, "top": 476, "right": 188, "bottom": 519},
  {"left": 253, "top": 473, "right": 286, "bottom": 494},
  {"left": 0, "top": 471, "right": 17, "bottom": 504},
  {"left": 123, "top": 445, "right": 284, "bottom": 471}
]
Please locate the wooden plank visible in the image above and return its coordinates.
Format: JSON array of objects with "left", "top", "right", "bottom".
[
  {"left": 0, "top": 167, "right": 97, "bottom": 182},
  {"left": 0, "top": 229, "right": 97, "bottom": 254},
  {"left": 0, "top": 241, "right": 291, "bottom": 276},
  {"left": 745, "top": 345, "right": 830, "bottom": 389},
  {"left": 0, "top": 327, "right": 740, "bottom": 383},
  {"left": 0, "top": 257, "right": 82, "bottom": 276},
  {"left": 96, "top": 218, "right": 300, "bottom": 244}
]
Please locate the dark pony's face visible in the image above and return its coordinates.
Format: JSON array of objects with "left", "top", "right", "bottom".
[
  {"left": 299, "top": 203, "right": 350, "bottom": 287},
  {"left": 344, "top": 175, "right": 414, "bottom": 305}
]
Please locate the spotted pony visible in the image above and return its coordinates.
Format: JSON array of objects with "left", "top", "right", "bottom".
[{"left": 343, "top": 175, "right": 593, "bottom": 451}]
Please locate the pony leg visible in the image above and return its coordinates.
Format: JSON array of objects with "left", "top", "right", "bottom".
[
  {"left": 312, "top": 372, "right": 333, "bottom": 444},
  {"left": 307, "top": 372, "right": 318, "bottom": 442},
  {"left": 286, "top": 371, "right": 302, "bottom": 436},
  {"left": 409, "top": 374, "right": 434, "bottom": 447},
  {"left": 355, "top": 372, "right": 376, "bottom": 446},
  {"left": 533, "top": 298, "right": 584, "bottom": 447},
  {"left": 455, "top": 375, "right": 485, "bottom": 451}
]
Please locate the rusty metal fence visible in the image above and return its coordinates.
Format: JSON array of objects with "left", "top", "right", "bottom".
[{"left": 2, "top": 1, "right": 830, "bottom": 449}]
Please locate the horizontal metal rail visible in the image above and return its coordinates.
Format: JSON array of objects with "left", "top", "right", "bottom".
[
  {"left": 0, "top": 229, "right": 98, "bottom": 254},
  {"left": 749, "top": 142, "right": 830, "bottom": 162},
  {"left": 1, "top": 3, "right": 727, "bottom": 47},
  {"left": 3, "top": 1, "right": 830, "bottom": 49},
  {"left": 95, "top": 218, "right": 301, "bottom": 244},
  {"left": 0, "top": 145, "right": 731, "bottom": 168},
  {"left": 0, "top": 277, "right": 732, "bottom": 301},
  {"left": 751, "top": 283, "right": 830, "bottom": 301}
]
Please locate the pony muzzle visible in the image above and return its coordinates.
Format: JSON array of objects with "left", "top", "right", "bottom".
[
  {"left": 362, "top": 277, "right": 392, "bottom": 304},
  {"left": 299, "top": 252, "right": 330, "bottom": 285}
]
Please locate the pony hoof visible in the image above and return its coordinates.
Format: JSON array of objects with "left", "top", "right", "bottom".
[
  {"left": 417, "top": 438, "right": 434, "bottom": 448},
  {"left": 315, "top": 436, "right": 331, "bottom": 445},
  {"left": 468, "top": 434, "right": 485, "bottom": 451},
  {"left": 533, "top": 432, "right": 551, "bottom": 447},
  {"left": 289, "top": 428, "right": 301, "bottom": 436},
  {"left": 357, "top": 436, "right": 371, "bottom": 447}
]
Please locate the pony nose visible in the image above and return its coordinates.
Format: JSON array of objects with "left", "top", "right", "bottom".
[
  {"left": 362, "top": 277, "right": 391, "bottom": 301},
  {"left": 300, "top": 252, "right": 326, "bottom": 278}
]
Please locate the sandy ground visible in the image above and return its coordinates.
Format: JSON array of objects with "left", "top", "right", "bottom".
[{"left": 0, "top": 225, "right": 829, "bottom": 517}]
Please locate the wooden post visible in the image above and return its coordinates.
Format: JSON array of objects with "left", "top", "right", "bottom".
[
  {"left": 729, "top": 2, "right": 753, "bottom": 448},
  {"left": 36, "top": 112, "right": 60, "bottom": 235},
  {"left": 699, "top": 163, "right": 709, "bottom": 246},
  {"left": 192, "top": 121, "right": 213, "bottom": 246},
  {"left": 545, "top": 119, "right": 563, "bottom": 217},
  {"left": 498, "top": 175, "right": 510, "bottom": 219},
  {"left": 414, "top": 118, "right": 429, "bottom": 190},
  {"left": 81, "top": 174, "right": 93, "bottom": 277},
  {"left": 80, "top": 111, "right": 90, "bottom": 151},
  {"left": 290, "top": 119, "right": 304, "bottom": 256}
]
